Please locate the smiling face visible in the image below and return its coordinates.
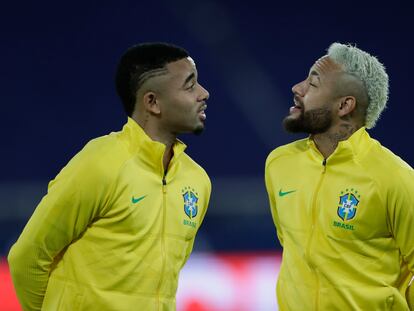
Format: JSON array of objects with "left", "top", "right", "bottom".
[
  {"left": 283, "top": 56, "right": 344, "bottom": 134},
  {"left": 155, "top": 57, "right": 210, "bottom": 135}
]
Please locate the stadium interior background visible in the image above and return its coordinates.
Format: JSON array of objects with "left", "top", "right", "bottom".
[{"left": 1, "top": 1, "right": 413, "bottom": 310}]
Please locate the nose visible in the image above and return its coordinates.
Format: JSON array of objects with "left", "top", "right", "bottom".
[
  {"left": 292, "top": 80, "right": 306, "bottom": 97},
  {"left": 198, "top": 83, "right": 210, "bottom": 101}
]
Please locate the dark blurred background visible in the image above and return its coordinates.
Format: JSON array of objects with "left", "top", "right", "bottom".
[{"left": 1, "top": 0, "right": 413, "bottom": 258}]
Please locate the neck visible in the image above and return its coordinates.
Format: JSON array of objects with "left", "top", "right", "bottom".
[
  {"left": 132, "top": 114, "right": 176, "bottom": 170},
  {"left": 312, "top": 122, "right": 360, "bottom": 159}
]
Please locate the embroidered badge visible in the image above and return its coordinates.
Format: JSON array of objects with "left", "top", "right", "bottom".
[
  {"left": 332, "top": 188, "right": 361, "bottom": 231},
  {"left": 337, "top": 188, "right": 361, "bottom": 221},
  {"left": 182, "top": 187, "right": 198, "bottom": 219},
  {"left": 181, "top": 187, "right": 199, "bottom": 228}
]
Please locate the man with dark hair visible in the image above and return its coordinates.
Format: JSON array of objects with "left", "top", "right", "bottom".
[
  {"left": 8, "top": 42, "right": 211, "bottom": 310},
  {"left": 265, "top": 43, "right": 414, "bottom": 310}
]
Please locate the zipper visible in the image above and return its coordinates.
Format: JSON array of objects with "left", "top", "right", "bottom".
[
  {"left": 305, "top": 159, "right": 326, "bottom": 310},
  {"left": 157, "top": 176, "right": 167, "bottom": 310}
]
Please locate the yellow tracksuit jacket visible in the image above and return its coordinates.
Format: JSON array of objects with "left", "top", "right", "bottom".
[
  {"left": 8, "top": 117, "right": 211, "bottom": 311},
  {"left": 265, "top": 127, "right": 414, "bottom": 310}
]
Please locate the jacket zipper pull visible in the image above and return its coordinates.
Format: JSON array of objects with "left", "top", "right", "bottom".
[{"left": 162, "top": 176, "right": 167, "bottom": 193}]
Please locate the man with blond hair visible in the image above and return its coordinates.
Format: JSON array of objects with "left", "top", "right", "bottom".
[{"left": 265, "top": 43, "right": 414, "bottom": 310}]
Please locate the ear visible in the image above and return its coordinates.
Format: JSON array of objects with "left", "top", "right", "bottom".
[
  {"left": 338, "top": 96, "right": 356, "bottom": 117},
  {"left": 142, "top": 91, "right": 161, "bottom": 115}
]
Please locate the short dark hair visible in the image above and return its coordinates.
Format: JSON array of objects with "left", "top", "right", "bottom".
[{"left": 115, "top": 42, "right": 189, "bottom": 116}]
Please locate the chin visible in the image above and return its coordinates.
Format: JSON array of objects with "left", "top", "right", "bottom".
[
  {"left": 283, "top": 116, "right": 305, "bottom": 133},
  {"left": 193, "top": 124, "right": 205, "bottom": 135}
]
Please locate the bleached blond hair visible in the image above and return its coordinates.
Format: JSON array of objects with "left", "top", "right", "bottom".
[{"left": 327, "top": 43, "right": 389, "bottom": 129}]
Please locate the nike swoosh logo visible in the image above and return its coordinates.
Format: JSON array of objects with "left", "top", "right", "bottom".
[
  {"left": 132, "top": 195, "right": 146, "bottom": 204},
  {"left": 279, "top": 189, "right": 296, "bottom": 197}
]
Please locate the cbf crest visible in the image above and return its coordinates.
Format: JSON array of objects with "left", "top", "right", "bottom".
[
  {"left": 337, "top": 188, "right": 361, "bottom": 221},
  {"left": 182, "top": 187, "right": 198, "bottom": 219}
]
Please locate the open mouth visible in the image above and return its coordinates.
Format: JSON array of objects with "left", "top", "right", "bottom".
[
  {"left": 198, "top": 105, "right": 207, "bottom": 121},
  {"left": 289, "top": 103, "right": 302, "bottom": 114}
]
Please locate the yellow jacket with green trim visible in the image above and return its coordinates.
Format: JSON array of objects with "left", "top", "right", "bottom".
[
  {"left": 8, "top": 117, "right": 211, "bottom": 311},
  {"left": 265, "top": 127, "right": 414, "bottom": 310}
]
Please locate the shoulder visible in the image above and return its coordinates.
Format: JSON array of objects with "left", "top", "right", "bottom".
[
  {"left": 377, "top": 145, "right": 413, "bottom": 187},
  {"left": 361, "top": 137, "right": 413, "bottom": 189},
  {"left": 180, "top": 153, "right": 211, "bottom": 185},
  {"left": 266, "top": 138, "right": 308, "bottom": 169},
  {"left": 55, "top": 132, "right": 131, "bottom": 184},
  {"left": 369, "top": 143, "right": 414, "bottom": 204},
  {"left": 363, "top": 137, "right": 412, "bottom": 172}
]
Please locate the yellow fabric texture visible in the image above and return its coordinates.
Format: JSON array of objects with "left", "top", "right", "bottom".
[
  {"left": 8, "top": 118, "right": 211, "bottom": 311},
  {"left": 265, "top": 127, "right": 414, "bottom": 310}
]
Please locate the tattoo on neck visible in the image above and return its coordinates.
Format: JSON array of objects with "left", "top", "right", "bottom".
[
  {"left": 329, "top": 123, "right": 356, "bottom": 145},
  {"left": 142, "top": 113, "right": 149, "bottom": 130}
]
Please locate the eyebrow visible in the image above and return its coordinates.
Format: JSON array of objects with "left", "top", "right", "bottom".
[
  {"left": 182, "top": 72, "right": 195, "bottom": 87},
  {"left": 309, "top": 70, "right": 321, "bottom": 82}
]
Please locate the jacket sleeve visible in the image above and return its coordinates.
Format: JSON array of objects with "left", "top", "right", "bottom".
[
  {"left": 387, "top": 167, "right": 414, "bottom": 306},
  {"left": 389, "top": 168, "right": 414, "bottom": 271},
  {"left": 7, "top": 151, "right": 112, "bottom": 311},
  {"left": 265, "top": 159, "right": 284, "bottom": 247}
]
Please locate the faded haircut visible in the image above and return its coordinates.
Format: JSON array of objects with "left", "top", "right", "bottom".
[
  {"left": 327, "top": 43, "right": 389, "bottom": 129},
  {"left": 115, "top": 42, "right": 189, "bottom": 116}
]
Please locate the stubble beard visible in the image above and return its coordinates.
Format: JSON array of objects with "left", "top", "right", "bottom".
[
  {"left": 283, "top": 107, "right": 333, "bottom": 135},
  {"left": 193, "top": 124, "right": 205, "bottom": 136}
]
